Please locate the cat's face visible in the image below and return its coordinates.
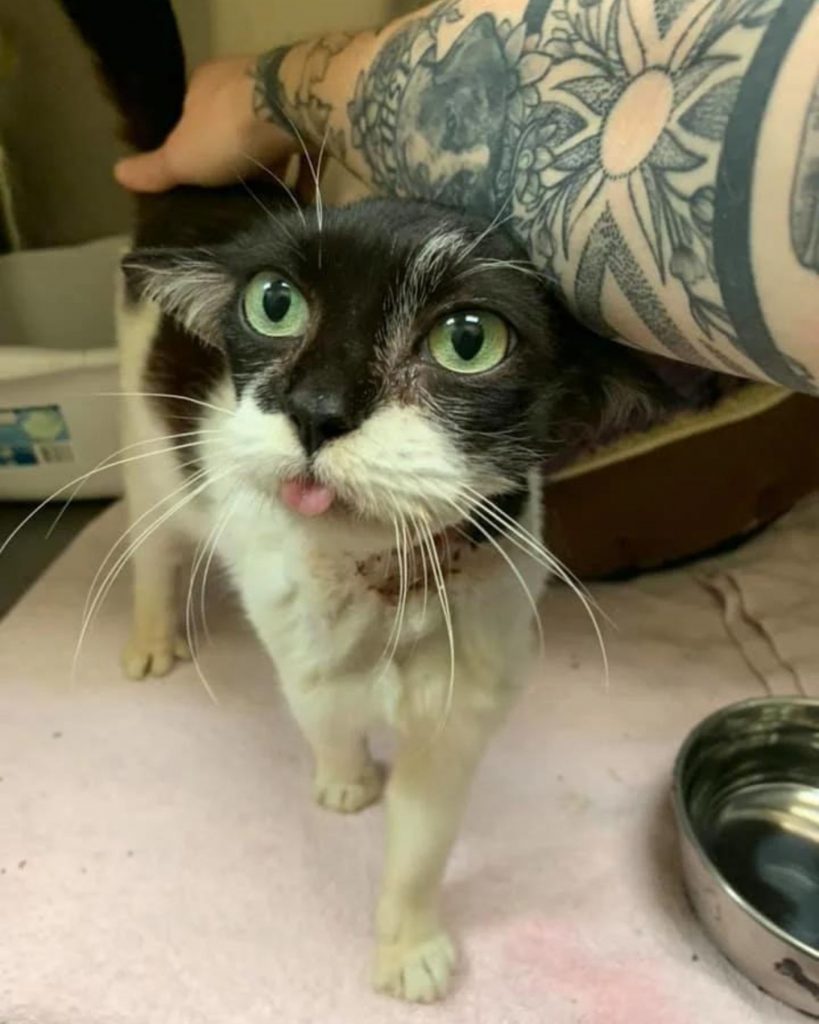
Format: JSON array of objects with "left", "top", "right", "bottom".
[{"left": 125, "top": 197, "right": 645, "bottom": 535}]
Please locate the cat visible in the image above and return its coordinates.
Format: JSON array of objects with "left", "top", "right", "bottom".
[{"left": 61, "top": 0, "right": 674, "bottom": 1003}]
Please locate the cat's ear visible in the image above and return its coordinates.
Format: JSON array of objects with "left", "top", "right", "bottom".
[
  {"left": 547, "top": 330, "right": 683, "bottom": 452},
  {"left": 593, "top": 356, "right": 669, "bottom": 442},
  {"left": 121, "top": 247, "right": 234, "bottom": 344},
  {"left": 591, "top": 345, "right": 732, "bottom": 444}
]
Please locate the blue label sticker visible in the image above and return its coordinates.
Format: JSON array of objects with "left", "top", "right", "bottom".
[{"left": 0, "top": 405, "right": 74, "bottom": 467}]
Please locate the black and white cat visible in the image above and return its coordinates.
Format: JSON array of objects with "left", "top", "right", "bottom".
[{"left": 63, "top": 0, "right": 672, "bottom": 1003}]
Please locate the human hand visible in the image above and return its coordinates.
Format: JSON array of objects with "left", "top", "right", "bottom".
[{"left": 114, "top": 55, "right": 296, "bottom": 192}]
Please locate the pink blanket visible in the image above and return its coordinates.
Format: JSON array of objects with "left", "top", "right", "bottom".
[{"left": 1, "top": 498, "right": 816, "bottom": 1023}]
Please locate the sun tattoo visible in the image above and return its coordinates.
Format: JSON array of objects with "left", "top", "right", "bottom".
[{"left": 500, "top": 0, "right": 784, "bottom": 369}]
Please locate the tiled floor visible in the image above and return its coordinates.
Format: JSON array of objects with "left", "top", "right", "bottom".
[{"left": 0, "top": 500, "right": 110, "bottom": 618}]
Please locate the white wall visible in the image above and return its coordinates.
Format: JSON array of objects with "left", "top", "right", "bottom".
[{"left": 209, "top": 0, "right": 402, "bottom": 53}]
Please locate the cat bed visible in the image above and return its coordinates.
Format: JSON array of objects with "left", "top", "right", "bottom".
[
  {"left": 545, "top": 384, "right": 819, "bottom": 579},
  {"left": 2, "top": 495, "right": 817, "bottom": 1022}
]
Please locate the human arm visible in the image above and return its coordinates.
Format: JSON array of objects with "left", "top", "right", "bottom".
[{"left": 117, "top": 0, "right": 819, "bottom": 391}]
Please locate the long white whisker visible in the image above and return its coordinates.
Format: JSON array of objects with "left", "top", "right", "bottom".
[
  {"left": 81, "top": 465, "right": 209, "bottom": 635},
  {"left": 91, "top": 391, "right": 233, "bottom": 417},
  {"left": 80, "top": 451, "right": 224, "bottom": 624},
  {"left": 460, "top": 189, "right": 517, "bottom": 260},
  {"left": 273, "top": 106, "right": 323, "bottom": 236},
  {"left": 184, "top": 495, "right": 238, "bottom": 704},
  {"left": 397, "top": 512, "right": 411, "bottom": 647},
  {"left": 461, "top": 489, "right": 610, "bottom": 688},
  {"left": 313, "top": 122, "right": 330, "bottom": 267},
  {"left": 199, "top": 494, "right": 240, "bottom": 649},
  {"left": 237, "top": 173, "right": 292, "bottom": 229},
  {"left": 418, "top": 519, "right": 456, "bottom": 733},
  {"left": 47, "top": 429, "right": 219, "bottom": 539},
  {"left": 238, "top": 150, "right": 307, "bottom": 228},
  {"left": 0, "top": 441, "right": 215, "bottom": 565},
  {"left": 461, "top": 484, "right": 604, "bottom": 616},
  {"left": 378, "top": 513, "right": 409, "bottom": 676},
  {"left": 73, "top": 470, "right": 221, "bottom": 681},
  {"left": 411, "top": 517, "right": 430, "bottom": 626},
  {"left": 448, "top": 498, "right": 545, "bottom": 664}
]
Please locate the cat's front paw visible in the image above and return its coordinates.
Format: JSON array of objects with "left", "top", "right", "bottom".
[
  {"left": 314, "top": 762, "right": 385, "bottom": 814},
  {"left": 122, "top": 633, "right": 191, "bottom": 680},
  {"left": 374, "top": 931, "right": 457, "bottom": 1003}
]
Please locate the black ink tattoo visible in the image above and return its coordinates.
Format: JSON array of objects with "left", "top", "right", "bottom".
[
  {"left": 258, "top": 0, "right": 818, "bottom": 390},
  {"left": 349, "top": 2, "right": 510, "bottom": 209},
  {"left": 576, "top": 207, "right": 704, "bottom": 364},
  {"left": 654, "top": 0, "right": 696, "bottom": 38},
  {"left": 715, "top": 0, "right": 817, "bottom": 391},
  {"left": 255, "top": 33, "right": 352, "bottom": 154},
  {"left": 502, "top": 0, "right": 746, "bottom": 356},
  {"left": 253, "top": 46, "right": 291, "bottom": 130},
  {"left": 791, "top": 72, "right": 819, "bottom": 274},
  {"left": 345, "top": 0, "right": 790, "bottom": 372}
]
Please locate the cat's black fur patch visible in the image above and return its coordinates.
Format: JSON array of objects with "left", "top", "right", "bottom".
[
  {"left": 124, "top": 189, "right": 693, "bottom": 536},
  {"left": 62, "top": 0, "right": 703, "bottom": 543}
]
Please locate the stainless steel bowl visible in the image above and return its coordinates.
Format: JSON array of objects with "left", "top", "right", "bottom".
[{"left": 674, "top": 698, "right": 819, "bottom": 1017}]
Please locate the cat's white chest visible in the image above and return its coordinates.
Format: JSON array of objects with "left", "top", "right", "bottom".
[{"left": 217, "top": 500, "right": 400, "bottom": 685}]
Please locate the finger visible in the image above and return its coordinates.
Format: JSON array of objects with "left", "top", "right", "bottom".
[{"left": 114, "top": 148, "right": 177, "bottom": 193}]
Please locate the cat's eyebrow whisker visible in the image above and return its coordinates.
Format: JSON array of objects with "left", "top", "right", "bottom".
[
  {"left": 238, "top": 173, "right": 292, "bottom": 230},
  {"left": 313, "top": 122, "right": 331, "bottom": 263},
  {"left": 459, "top": 187, "right": 517, "bottom": 260},
  {"left": 237, "top": 153, "right": 307, "bottom": 229},
  {"left": 459, "top": 258, "right": 546, "bottom": 283},
  {"left": 272, "top": 106, "right": 325, "bottom": 238}
]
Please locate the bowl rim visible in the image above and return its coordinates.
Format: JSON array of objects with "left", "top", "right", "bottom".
[{"left": 672, "top": 695, "right": 819, "bottom": 962}]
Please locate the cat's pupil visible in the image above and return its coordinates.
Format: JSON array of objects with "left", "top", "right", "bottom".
[
  {"left": 262, "top": 280, "right": 292, "bottom": 322},
  {"left": 450, "top": 317, "right": 484, "bottom": 361}
]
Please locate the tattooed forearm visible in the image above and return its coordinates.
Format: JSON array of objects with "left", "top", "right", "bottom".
[
  {"left": 792, "top": 72, "right": 819, "bottom": 273},
  {"left": 253, "top": 0, "right": 819, "bottom": 392},
  {"left": 254, "top": 33, "right": 353, "bottom": 155}
]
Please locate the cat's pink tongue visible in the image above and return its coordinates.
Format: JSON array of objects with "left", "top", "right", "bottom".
[{"left": 279, "top": 477, "right": 336, "bottom": 517}]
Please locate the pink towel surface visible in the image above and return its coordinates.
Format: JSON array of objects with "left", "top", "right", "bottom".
[{"left": 1, "top": 499, "right": 816, "bottom": 1024}]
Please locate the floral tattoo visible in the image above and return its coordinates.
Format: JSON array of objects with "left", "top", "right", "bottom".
[{"left": 256, "top": 0, "right": 818, "bottom": 391}]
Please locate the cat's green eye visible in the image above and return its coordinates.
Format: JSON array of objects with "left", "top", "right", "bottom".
[
  {"left": 242, "top": 273, "right": 309, "bottom": 337},
  {"left": 426, "top": 311, "right": 512, "bottom": 375}
]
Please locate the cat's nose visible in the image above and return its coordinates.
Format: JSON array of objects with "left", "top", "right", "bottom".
[{"left": 285, "top": 388, "right": 356, "bottom": 457}]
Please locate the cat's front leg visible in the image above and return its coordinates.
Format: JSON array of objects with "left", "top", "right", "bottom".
[
  {"left": 374, "top": 691, "right": 508, "bottom": 1003},
  {"left": 120, "top": 474, "right": 191, "bottom": 680},
  {"left": 283, "top": 676, "right": 384, "bottom": 814}
]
